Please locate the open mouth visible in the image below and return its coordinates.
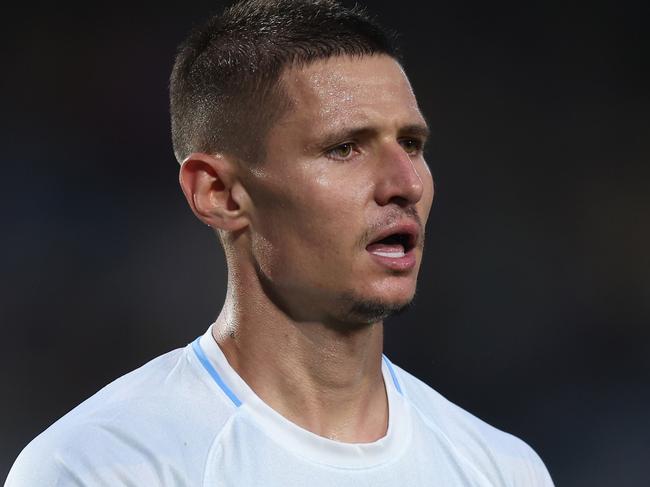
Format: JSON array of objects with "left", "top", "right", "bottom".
[{"left": 366, "top": 232, "right": 416, "bottom": 259}]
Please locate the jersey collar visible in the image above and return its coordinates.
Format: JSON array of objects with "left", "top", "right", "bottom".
[{"left": 192, "top": 325, "right": 412, "bottom": 468}]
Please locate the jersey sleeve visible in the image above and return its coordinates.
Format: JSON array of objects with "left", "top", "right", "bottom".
[
  {"left": 6, "top": 440, "right": 83, "bottom": 487},
  {"left": 508, "top": 437, "right": 555, "bottom": 487},
  {"left": 5, "top": 423, "right": 183, "bottom": 487}
]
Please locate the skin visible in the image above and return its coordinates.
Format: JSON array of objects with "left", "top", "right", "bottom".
[{"left": 179, "top": 54, "right": 434, "bottom": 442}]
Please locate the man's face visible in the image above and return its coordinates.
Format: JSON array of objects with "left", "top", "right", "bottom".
[{"left": 242, "top": 55, "right": 434, "bottom": 325}]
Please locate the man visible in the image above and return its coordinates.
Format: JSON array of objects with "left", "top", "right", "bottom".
[{"left": 6, "top": 0, "right": 554, "bottom": 485}]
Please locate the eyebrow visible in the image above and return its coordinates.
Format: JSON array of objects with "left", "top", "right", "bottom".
[
  {"left": 399, "top": 123, "right": 430, "bottom": 141},
  {"left": 312, "top": 122, "right": 430, "bottom": 151}
]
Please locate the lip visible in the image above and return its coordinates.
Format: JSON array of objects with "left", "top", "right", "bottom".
[
  {"left": 365, "top": 220, "right": 420, "bottom": 272},
  {"left": 367, "top": 221, "right": 419, "bottom": 249}
]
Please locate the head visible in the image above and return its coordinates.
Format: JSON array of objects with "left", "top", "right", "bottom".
[
  {"left": 170, "top": 0, "right": 398, "bottom": 164},
  {"left": 172, "top": 0, "right": 434, "bottom": 327}
]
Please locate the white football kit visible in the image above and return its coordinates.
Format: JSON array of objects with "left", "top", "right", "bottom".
[{"left": 7, "top": 326, "right": 554, "bottom": 486}]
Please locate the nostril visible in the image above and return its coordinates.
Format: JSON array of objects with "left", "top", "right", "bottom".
[{"left": 386, "top": 195, "right": 411, "bottom": 208}]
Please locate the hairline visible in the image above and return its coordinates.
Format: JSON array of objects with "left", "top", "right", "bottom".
[{"left": 228, "top": 52, "right": 403, "bottom": 167}]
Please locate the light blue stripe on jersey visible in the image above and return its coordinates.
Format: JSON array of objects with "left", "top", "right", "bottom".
[
  {"left": 192, "top": 337, "right": 242, "bottom": 407},
  {"left": 382, "top": 355, "right": 403, "bottom": 395}
]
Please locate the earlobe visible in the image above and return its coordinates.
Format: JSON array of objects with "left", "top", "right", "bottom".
[{"left": 179, "top": 153, "right": 249, "bottom": 232}]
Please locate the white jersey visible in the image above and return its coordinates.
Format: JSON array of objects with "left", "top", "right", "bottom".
[{"left": 6, "top": 327, "right": 554, "bottom": 486}]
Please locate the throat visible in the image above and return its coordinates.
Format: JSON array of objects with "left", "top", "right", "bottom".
[
  {"left": 213, "top": 299, "right": 389, "bottom": 443},
  {"left": 278, "top": 367, "right": 390, "bottom": 443}
]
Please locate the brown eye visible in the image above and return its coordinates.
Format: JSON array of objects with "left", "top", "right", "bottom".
[
  {"left": 399, "top": 138, "right": 423, "bottom": 156},
  {"left": 326, "top": 142, "right": 356, "bottom": 160}
]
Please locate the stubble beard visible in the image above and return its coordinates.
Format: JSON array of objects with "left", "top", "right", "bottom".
[
  {"left": 339, "top": 207, "right": 423, "bottom": 326},
  {"left": 336, "top": 290, "right": 415, "bottom": 327}
]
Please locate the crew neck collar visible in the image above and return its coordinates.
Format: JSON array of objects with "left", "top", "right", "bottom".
[{"left": 193, "top": 325, "right": 411, "bottom": 468}]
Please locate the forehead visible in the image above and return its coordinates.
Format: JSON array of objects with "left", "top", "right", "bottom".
[{"left": 276, "top": 55, "right": 424, "bottom": 135}]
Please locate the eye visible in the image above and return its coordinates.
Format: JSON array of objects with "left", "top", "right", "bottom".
[
  {"left": 399, "top": 138, "right": 424, "bottom": 156},
  {"left": 325, "top": 142, "right": 358, "bottom": 161}
]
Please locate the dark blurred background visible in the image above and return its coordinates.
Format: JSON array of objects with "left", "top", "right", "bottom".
[{"left": 2, "top": 1, "right": 649, "bottom": 485}]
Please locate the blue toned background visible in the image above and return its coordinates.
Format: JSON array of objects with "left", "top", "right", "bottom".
[{"left": 2, "top": 1, "right": 649, "bottom": 485}]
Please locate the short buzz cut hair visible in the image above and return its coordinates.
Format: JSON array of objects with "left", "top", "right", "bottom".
[{"left": 169, "top": 0, "right": 399, "bottom": 164}]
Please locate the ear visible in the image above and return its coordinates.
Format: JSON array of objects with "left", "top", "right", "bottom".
[{"left": 179, "top": 152, "right": 250, "bottom": 232}]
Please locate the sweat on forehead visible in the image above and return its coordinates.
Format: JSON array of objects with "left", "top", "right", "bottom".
[{"left": 273, "top": 55, "right": 424, "bottom": 145}]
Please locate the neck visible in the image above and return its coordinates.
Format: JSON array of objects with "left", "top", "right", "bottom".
[{"left": 213, "top": 262, "right": 388, "bottom": 443}]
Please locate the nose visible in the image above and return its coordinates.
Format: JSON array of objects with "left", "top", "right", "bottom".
[{"left": 374, "top": 142, "right": 425, "bottom": 207}]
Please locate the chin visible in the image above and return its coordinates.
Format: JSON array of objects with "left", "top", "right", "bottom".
[
  {"left": 349, "top": 299, "right": 412, "bottom": 324},
  {"left": 338, "top": 285, "right": 416, "bottom": 324}
]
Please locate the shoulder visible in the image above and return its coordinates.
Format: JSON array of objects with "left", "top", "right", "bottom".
[
  {"left": 6, "top": 345, "right": 237, "bottom": 486},
  {"left": 391, "top": 361, "right": 554, "bottom": 486}
]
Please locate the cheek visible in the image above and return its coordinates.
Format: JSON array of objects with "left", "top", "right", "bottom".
[
  {"left": 419, "top": 163, "right": 435, "bottom": 221},
  {"left": 251, "top": 179, "right": 363, "bottom": 281}
]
